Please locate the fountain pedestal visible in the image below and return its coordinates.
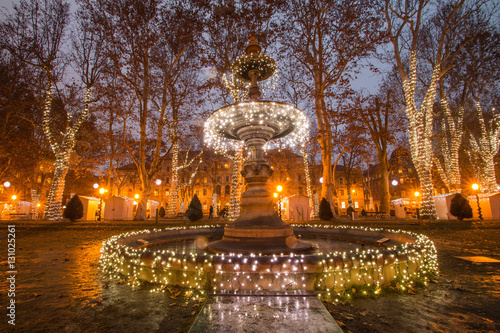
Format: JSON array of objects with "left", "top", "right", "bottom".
[{"left": 209, "top": 138, "right": 310, "bottom": 254}]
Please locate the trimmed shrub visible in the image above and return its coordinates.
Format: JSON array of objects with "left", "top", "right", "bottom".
[
  {"left": 64, "top": 195, "right": 84, "bottom": 221},
  {"left": 319, "top": 197, "right": 333, "bottom": 220},
  {"left": 186, "top": 194, "right": 203, "bottom": 221},
  {"left": 450, "top": 193, "right": 473, "bottom": 220},
  {"left": 158, "top": 206, "right": 165, "bottom": 218}
]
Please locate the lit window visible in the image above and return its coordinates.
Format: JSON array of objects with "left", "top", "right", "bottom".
[
  {"left": 203, "top": 203, "right": 207, "bottom": 210},
  {"left": 354, "top": 202, "right": 358, "bottom": 209},
  {"left": 341, "top": 202, "right": 345, "bottom": 209},
  {"left": 165, "top": 189, "right": 170, "bottom": 196},
  {"left": 154, "top": 189, "right": 159, "bottom": 196}
]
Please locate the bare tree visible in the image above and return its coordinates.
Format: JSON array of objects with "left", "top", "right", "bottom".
[
  {"left": 279, "top": 0, "right": 386, "bottom": 209},
  {"left": 81, "top": 0, "right": 205, "bottom": 220},
  {"left": 1, "top": 0, "right": 106, "bottom": 220},
  {"left": 382, "top": 0, "right": 487, "bottom": 218}
]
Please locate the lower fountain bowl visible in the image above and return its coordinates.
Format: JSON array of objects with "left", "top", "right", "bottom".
[{"left": 100, "top": 224, "right": 438, "bottom": 293}]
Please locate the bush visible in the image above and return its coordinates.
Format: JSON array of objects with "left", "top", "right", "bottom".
[
  {"left": 185, "top": 194, "right": 203, "bottom": 221},
  {"left": 158, "top": 206, "right": 165, "bottom": 218},
  {"left": 63, "top": 195, "right": 84, "bottom": 221},
  {"left": 319, "top": 197, "right": 333, "bottom": 220},
  {"left": 360, "top": 209, "right": 367, "bottom": 217},
  {"left": 450, "top": 193, "right": 473, "bottom": 220}
]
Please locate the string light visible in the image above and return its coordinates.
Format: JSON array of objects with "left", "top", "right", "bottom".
[
  {"left": 99, "top": 224, "right": 438, "bottom": 297},
  {"left": 469, "top": 103, "right": 500, "bottom": 193},
  {"left": 402, "top": 52, "right": 438, "bottom": 219},
  {"left": 43, "top": 81, "right": 92, "bottom": 220},
  {"left": 435, "top": 97, "right": 463, "bottom": 193}
]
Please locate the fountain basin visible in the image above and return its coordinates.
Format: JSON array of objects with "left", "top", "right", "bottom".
[{"left": 100, "top": 225, "right": 438, "bottom": 293}]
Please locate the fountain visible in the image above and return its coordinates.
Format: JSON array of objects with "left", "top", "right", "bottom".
[
  {"left": 206, "top": 35, "right": 311, "bottom": 254},
  {"left": 99, "top": 37, "right": 438, "bottom": 295}
]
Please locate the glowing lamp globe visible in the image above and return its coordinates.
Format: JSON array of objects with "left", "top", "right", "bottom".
[{"left": 472, "top": 184, "right": 479, "bottom": 191}]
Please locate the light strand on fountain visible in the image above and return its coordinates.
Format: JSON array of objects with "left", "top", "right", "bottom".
[{"left": 99, "top": 224, "right": 438, "bottom": 300}]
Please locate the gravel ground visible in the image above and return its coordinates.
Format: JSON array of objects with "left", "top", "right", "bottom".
[{"left": 0, "top": 218, "right": 498, "bottom": 333}]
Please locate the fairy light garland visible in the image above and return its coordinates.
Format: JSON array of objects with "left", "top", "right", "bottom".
[
  {"left": 402, "top": 52, "right": 439, "bottom": 219},
  {"left": 43, "top": 82, "right": 92, "bottom": 220},
  {"left": 300, "top": 147, "right": 315, "bottom": 218},
  {"left": 99, "top": 224, "right": 438, "bottom": 299},
  {"left": 435, "top": 98, "right": 463, "bottom": 193},
  {"left": 227, "top": 143, "right": 245, "bottom": 220},
  {"left": 469, "top": 102, "right": 500, "bottom": 193},
  {"left": 204, "top": 101, "right": 309, "bottom": 153}
]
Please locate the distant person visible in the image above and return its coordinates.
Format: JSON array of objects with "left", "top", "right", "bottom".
[{"left": 209, "top": 205, "right": 214, "bottom": 219}]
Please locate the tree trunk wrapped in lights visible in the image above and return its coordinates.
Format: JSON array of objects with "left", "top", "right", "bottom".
[
  {"left": 44, "top": 83, "right": 93, "bottom": 220},
  {"left": 404, "top": 58, "right": 440, "bottom": 219},
  {"left": 434, "top": 96, "right": 463, "bottom": 193},
  {"left": 227, "top": 144, "right": 245, "bottom": 221},
  {"left": 300, "top": 148, "right": 314, "bottom": 219},
  {"left": 469, "top": 101, "right": 500, "bottom": 193},
  {"left": 167, "top": 146, "right": 203, "bottom": 216},
  {"left": 383, "top": 0, "right": 481, "bottom": 218}
]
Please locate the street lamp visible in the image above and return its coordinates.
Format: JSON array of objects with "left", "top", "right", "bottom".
[
  {"left": 414, "top": 191, "right": 420, "bottom": 219},
  {"left": 472, "top": 183, "right": 483, "bottom": 220},
  {"left": 11, "top": 194, "right": 17, "bottom": 200},
  {"left": 391, "top": 180, "right": 398, "bottom": 186},
  {"left": 4, "top": 181, "right": 11, "bottom": 188},
  {"left": 93, "top": 183, "right": 99, "bottom": 189}
]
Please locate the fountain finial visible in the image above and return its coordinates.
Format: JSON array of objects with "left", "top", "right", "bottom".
[
  {"left": 245, "top": 34, "right": 262, "bottom": 55},
  {"left": 231, "top": 35, "right": 276, "bottom": 101}
]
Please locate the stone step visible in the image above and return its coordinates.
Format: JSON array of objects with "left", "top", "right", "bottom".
[{"left": 189, "top": 293, "right": 343, "bottom": 333}]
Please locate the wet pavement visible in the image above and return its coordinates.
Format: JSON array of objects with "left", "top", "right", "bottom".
[{"left": 0, "top": 218, "right": 498, "bottom": 332}]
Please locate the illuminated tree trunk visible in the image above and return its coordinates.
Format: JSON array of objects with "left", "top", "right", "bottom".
[
  {"left": 43, "top": 81, "right": 92, "bottom": 220},
  {"left": 470, "top": 101, "right": 500, "bottom": 193},
  {"left": 404, "top": 55, "right": 439, "bottom": 219},
  {"left": 168, "top": 140, "right": 180, "bottom": 216},
  {"left": 434, "top": 97, "right": 463, "bottom": 193},
  {"left": 300, "top": 148, "right": 314, "bottom": 218},
  {"left": 228, "top": 145, "right": 245, "bottom": 221}
]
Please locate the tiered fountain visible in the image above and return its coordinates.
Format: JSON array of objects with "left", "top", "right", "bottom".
[
  {"left": 207, "top": 35, "right": 311, "bottom": 254},
  {"left": 99, "top": 37, "right": 438, "bottom": 295}
]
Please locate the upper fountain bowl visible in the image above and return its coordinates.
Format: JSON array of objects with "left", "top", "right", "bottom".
[
  {"left": 204, "top": 101, "right": 309, "bottom": 144},
  {"left": 231, "top": 54, "right": 277, "bottom": 82}
]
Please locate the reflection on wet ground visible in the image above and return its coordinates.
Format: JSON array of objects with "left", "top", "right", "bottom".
[{"left": 190, "top": 294, "right": 343, "bottom": 333}]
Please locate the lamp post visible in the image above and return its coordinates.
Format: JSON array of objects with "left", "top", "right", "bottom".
[
  {"left": 98, "top": 187, "right": 105, "bottom": 221},
  {"left": 414, "top": 191, "right": 420, "bottom": 219},
  {"left": 277, "top": 185, "right": 283, "bottom": 218},
  {"left": 472, "top": 183, "right": 483, "bottom": 220}
]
